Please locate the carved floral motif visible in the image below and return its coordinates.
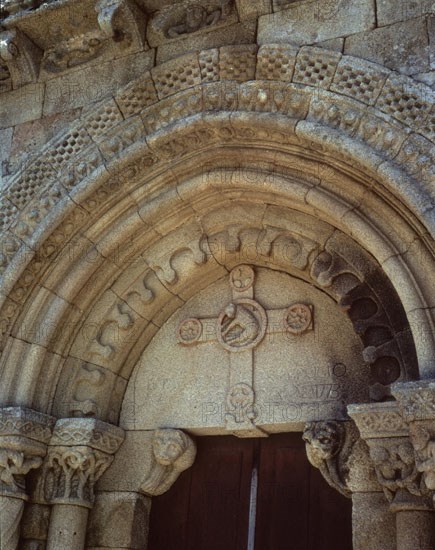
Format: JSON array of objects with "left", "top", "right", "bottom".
[
  {"left": 140, "top": 429, "right": 196, "bottom": 496},
  {"left": 284, "top": 303, "right": 313, "bottom": 334}
]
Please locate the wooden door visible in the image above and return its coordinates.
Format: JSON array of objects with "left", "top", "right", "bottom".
[{"left": 148, "top": 433, "right": 352, "bottom": 550}]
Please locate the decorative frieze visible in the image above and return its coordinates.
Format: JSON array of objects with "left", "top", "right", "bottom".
[{"left": 140, "top": 429, "right": 196, "bottom": 496}]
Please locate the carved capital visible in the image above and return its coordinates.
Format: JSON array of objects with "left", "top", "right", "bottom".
[
  {"left": 41, "top": 418, "right": 124, "bottom": 508},
  {"left": 0, "top": 408, "right": 55, "bottom": 550},
  {"left": 349, "top": 402, "right": 431, "bottom": 511},
  {"left": 392, "top": 382, "right": 435, "bottom": 494},
  {"left": 0, "top": 407, "right": 55, "bottom": 500},
  {"left": 0, "top": 29, "right": 42, "bottom": 88},
  {"left": 43, "top": 446, "right": 113, "bottom": 508},
  {"left": 303, "top": 420, "right": 357, "bottom": 498},
  {"left": 140, "top": 429, "right": 196, "bottom": 496}
]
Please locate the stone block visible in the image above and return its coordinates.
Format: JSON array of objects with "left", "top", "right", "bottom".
[
  {"left": 6, "top": 107, "right": 82, "bottom": 177},
  {"left": 87, "top": 492, "right": 151, "bottom": 549},
  {"left": 236, "top": 0, "right": 271, "bottom": 20},
  {"left": 258, "top": 0, "right": 375, "bottom": 46},
  {"left": 376, "top": 73, "right": 434, "bottom": 130},
  {"left": 43, "top": 50, "right": 154, "bottom": 115},
  {"left": 219, "top": 44, "right": 258, "bottom": 81},
  {"left": 151, "top": 52, "right": 201, "bottom": 99},
  {"left": 256, "top": 43, "right": 298, "bottom": 81},
  {"left": 429, "top": 16, "right": 435, "bottom": 70},
  {"left": 293, "top": 47, "right": 341, "bottom": 89},
  {"left": 0, "top": 83, "right": 44, "bottom": 129},
  {"left": 115, "top": 70, "right": 158, "bottom": 118},
  {"left": 98, "top": 431, "right": 155, "bottom": 491},
  {"left": 345, "top": 18, "right": 430, "bottom": 77},
  {"left": 376, "top": 0, "right": 434, "bottom": 27},
  {"left": 331, "top": 57, "right": 389, "bottom": 105},
  {"left": 0, "top": 337, "right": 60, "bottom": 410},
  {"left": 52, "top": 356, "right": 127, "bottom": 424},
  {"left": 314, "top": 37, "right": 344, "bottom": 52}
]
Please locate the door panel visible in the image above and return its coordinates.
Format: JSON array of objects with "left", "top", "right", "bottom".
[
  {"left": 148, "top": 436, "right": 253, "bottom": 550},
  {"left": 255, "top": 433, "right": 311, "bottom": 550},
  {"left": 147, "top": 434, "right": 352, "bottom": 550}
]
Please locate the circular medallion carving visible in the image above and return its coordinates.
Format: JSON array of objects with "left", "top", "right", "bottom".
[
  {"left": 230, "top": 265, "right": 255, "bottom": 292},
  {"left": 284, "top": 303, "right": 313, "bottom": 334},
  {"left": 178, "top": 318, "right": 202, "bottom": 344},
  {"left": 217, "top": 298, "right": 267, "bottom": 351},
  {"left": 226, "top": 383, "right": 256, "bottom": 422}
]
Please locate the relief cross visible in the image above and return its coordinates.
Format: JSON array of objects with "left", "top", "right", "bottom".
[{"left": 177, "top": 265, "right": 314, "bottom": 437}]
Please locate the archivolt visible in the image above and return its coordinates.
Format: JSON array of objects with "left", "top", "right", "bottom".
[{"left": 0, "top": 44, "right": 433, "bottom": 420}]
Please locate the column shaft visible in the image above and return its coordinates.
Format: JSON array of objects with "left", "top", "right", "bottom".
[
  {"left": 396, "top": 510, "right": 435, "bottom": 550},
  {"left": 47, "top": 504, "right": 89, "bottom": 550},
  {"left": 352, "top": 493, "right": 396, "bottom": 550}
]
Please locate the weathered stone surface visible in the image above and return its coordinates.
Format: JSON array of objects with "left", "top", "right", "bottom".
[
  {"left": 0, "top": 127, "right": 13, "bottom": 185},
  {"left": 0, "top": 83, "right": 44, "bottom": 128},
  {"left": 87, "top": 491, "right": 151, "bottom": 549},
  {"left": 43, "top": 50, "right": 154, "bottom": 115},
  {"left": 345, "top": 18, "right": 430, "bottom": 76},
  {"left": 156, "top": 21, "right": 257, "bottom": 64},
  {"left": 376, "top": 0, "right": 434, "bottom": 27},
  {"left": 0, "top": 2, "right": 434, "bottom": 548},
  {"left": 258, "top": 0, "right": 375, "bottom": 46}
]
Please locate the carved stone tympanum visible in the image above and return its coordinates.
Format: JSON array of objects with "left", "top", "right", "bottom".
[
  {"left": 177, "top": 265, "right": 314, "bottom": 437},
  {"left": 140, "top": 429, "right": 196, "bottom": 496}
]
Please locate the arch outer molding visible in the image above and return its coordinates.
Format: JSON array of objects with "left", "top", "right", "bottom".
[{"left": 0, "top": 43, "right": 433, "bottom": 420}]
